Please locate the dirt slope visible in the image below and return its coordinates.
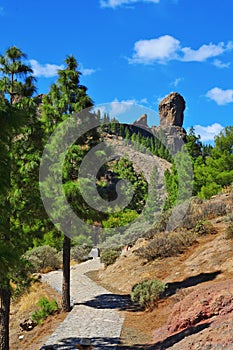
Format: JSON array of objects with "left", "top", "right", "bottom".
[{"left": 97, "top": 199, "right": 233, "bottom": 349}]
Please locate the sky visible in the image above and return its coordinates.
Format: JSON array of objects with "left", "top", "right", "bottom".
[{"left": 1, "top": 0, "right": 233, "bottom": 142}]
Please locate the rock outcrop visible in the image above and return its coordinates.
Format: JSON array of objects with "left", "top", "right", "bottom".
[
  {"left": 153, "top": 279, "right": 233, "bottom": 349},
  {"left": 159, "top": 92, "right": 185, "bottom": 127},
  {"left": 133, "top": 114, "right": 149, "bottom": 129},
  {"left": 132, "top": 92, "right": 187, "bottom": 153},
  {"left": 154, "top": 92, "right": 187, "bottom": 153}
]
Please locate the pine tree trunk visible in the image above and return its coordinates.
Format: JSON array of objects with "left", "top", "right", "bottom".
[
  {"left": 0, "top": 284, "right": 11, "bottom": 350},
  {"left": 62, "top": 235, "right": 71, "bottom": 312}
]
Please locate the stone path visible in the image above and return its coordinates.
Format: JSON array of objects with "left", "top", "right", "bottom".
[{"left": 40, "top": 259, "right": 128, "bottom": 350}]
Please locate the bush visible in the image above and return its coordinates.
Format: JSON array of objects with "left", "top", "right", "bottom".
[
  {"left": 225, "top": 225, "right": 233, "bottom": 240},
  {"left": 24, "top": 245, "right": 60, "bottom": 273},
  {"left": 131, "top": 279, "right": 166, "bottom": 310},
  {"left": 224, "top": 213, "right": 233, "bottom": 223},
  {"left": 194, "top": 220, "right": 217, "bottom": 235},
  {"left": 145, "top": 210, "right": 172, "bottom": 239},
  {"left": 100, "top": 248, "right": 121, "bottom": 267},
  {"left": 135, "top": 231, "right": 196, "bottom": 262},
  {"left": 70, "top": 244, "right": 92, "bottom": 263},
  {"left": 100, "top": 220, "right": 152, "bottom": 250},
  {"left": 31, "top": 296, "right": 59, "bottom": 325}
]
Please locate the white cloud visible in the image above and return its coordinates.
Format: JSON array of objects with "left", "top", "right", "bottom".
[
  {"left": 213, "top": 59, "right": 230, "bottom": 69},
  {"left": 0, "top": 6, "right": 4, "bottom": 15},
  {"left": 100, "top": 0, "right": 159, "bottom": 8},
  {"left": 110, "top": 98, "right": 137, "bottom": 116},
  {"left": 206, "top": 87, "right": 233, "bottom": 105},
  {"left": 193, "top": 123, "right": 224, "bottom": 142},
  {"left": 92, "top": 99, "right": 136, "bottom": 119},
  {"left": 181, "top": 42, "right": 227, "bottom": 62},
  {"left": 30, "top": 59, "right": 96, "bottom": 78},
  {"left": 130, "top": 35, "right": 180, "bottom": 64},
  {"left": 81, "top": 67, "right": 96, "bottom": 76},
  {"left": 171, "top": 77, "right": 183, "bottom": 87},
  {"left": 30, "top": 59, "right": 64, "bottom": 78},
  {"left": 130, "top": 35, "right": 233, "bottom": 65},
  {"left": 79, "top": 64, "right": 97, "bottom": 76},
  {"left": 139, "top": 97, "right": 148, "bottom": 104}
]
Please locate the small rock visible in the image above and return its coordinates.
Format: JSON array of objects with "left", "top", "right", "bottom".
[
  {"left": 32, "top": 273, "right": 42, "bottom": 280},
  {"left": 20, "top": 318, "right": 37, "bottom": 331}
]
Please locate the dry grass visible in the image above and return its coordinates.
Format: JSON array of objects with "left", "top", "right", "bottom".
[{"left": 10, "top": 281, "right": 67, "bottom": 350}]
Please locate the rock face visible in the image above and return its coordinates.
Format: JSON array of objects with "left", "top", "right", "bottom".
[
  {"left": 133, "top": 114, "right": 149, "bottom": 128},
  {"left": 153, "top": 279, "right": 233, "bottom": 349},
  {"left": 132, "top": 92, "right": 187, "bottom": 153},
  {"left": 159, "top": 92, "right": 185, "bottom": 127}
]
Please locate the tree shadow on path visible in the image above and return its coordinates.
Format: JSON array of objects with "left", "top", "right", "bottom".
[
  {"left": 41, "top": 336, "right": 125, "bottom": 349},
  {"left": 79, "top": 293, "right": 141, "bottom": 311},
  {"left": 79, "top": 271, "right": 221, "bottom": 312},
  {"left": 41, "top": 323, "right": 210, "bottom": 349}
]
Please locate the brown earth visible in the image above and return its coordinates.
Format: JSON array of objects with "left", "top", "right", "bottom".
[
  {"left": 96, "top": 217, "right": 233, "bottom": 349},
  {"left": 10, "top": 194, "right": 233, "bottom": 349}
]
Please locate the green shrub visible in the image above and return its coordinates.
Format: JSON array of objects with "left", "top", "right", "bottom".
[
  {"left": 100, "top": 248, "right": 121, "bottom": 267},
  {"left": 131, "top": 279, "right": 166, "bottom": 310},
  {"left": 194, "top": 220, "right": 217, "bottom": 235},
  {"left": 70, "top": 244, "right": 92, "bottom": 263},
  {"left": 31, "top": 297, "right": 59, "bottom": 325},
  {"left": 24, "top": 245, "right": 60, "bottom": 273},
  {"left": 225, "top": 225, "right": 233, "bottom": 240},
  {"left": 135, "top": 231, "right": 196, "bottom": 261}
]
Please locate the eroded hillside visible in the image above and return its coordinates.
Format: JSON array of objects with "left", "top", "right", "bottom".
[{"left": 97, "top": 192, "right": 233, "bottom": 349}]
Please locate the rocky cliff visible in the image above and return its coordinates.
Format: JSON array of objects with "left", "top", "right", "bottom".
[{"left": 133, "top": 92, "right": 187, "bottom": 154}]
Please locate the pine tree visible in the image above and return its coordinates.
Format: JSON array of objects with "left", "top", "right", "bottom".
[
  {"left": 0, "top": 46, "right": 36, "bottom": 350},
  {"left": 144, "top": 166, "right": 161, "bottom": 223},
  {"left": 41, "top": 55, "right": 95, "bottom": 312}
]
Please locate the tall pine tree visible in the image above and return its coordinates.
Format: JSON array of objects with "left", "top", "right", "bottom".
[
  {"left": 0, "top": 46, "right": 36, "bottom": 350},
  {"left": 41, "top": 55, "right": 95, "bottom": 312}
]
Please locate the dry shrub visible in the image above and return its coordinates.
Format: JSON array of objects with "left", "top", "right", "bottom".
[
  {"left": 194, "top": 220, "right": 217, "bottom": 236},
  {"left": 182, "top": 196, "right": 227, "bottom": 229},
  {"left": 135, "top": 230, "right": 196, "bottom": 262},
  {"left": 225, "top": 225, "right": 233, "bottom": 240}
]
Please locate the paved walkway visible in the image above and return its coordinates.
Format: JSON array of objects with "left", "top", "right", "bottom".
[{"left": 40, "top": 259, "right": 128, "bottom": 350}]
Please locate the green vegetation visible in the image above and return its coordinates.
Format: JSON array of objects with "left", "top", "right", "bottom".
[
  {"left": 100, "top": 248, "right": 122, "bottom": 267},
  {"left": 24, "top": 245, "right": 60, "bottom": 273},
  {"left": 31, "top": 297, "right": 59, "bottom": 325},
  {"left": 131, "top": 279, "right": 167, "bottom": 310},
  {"left": 70, "top": 244, "right": 92, "bottom": 263},
  {"left": 164, "top": 126, "right": 233, "bottom": 210}
]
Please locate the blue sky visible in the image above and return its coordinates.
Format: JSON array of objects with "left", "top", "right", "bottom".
[{"left": 1, "top": 0, "right": 233, "bottom": 142}]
